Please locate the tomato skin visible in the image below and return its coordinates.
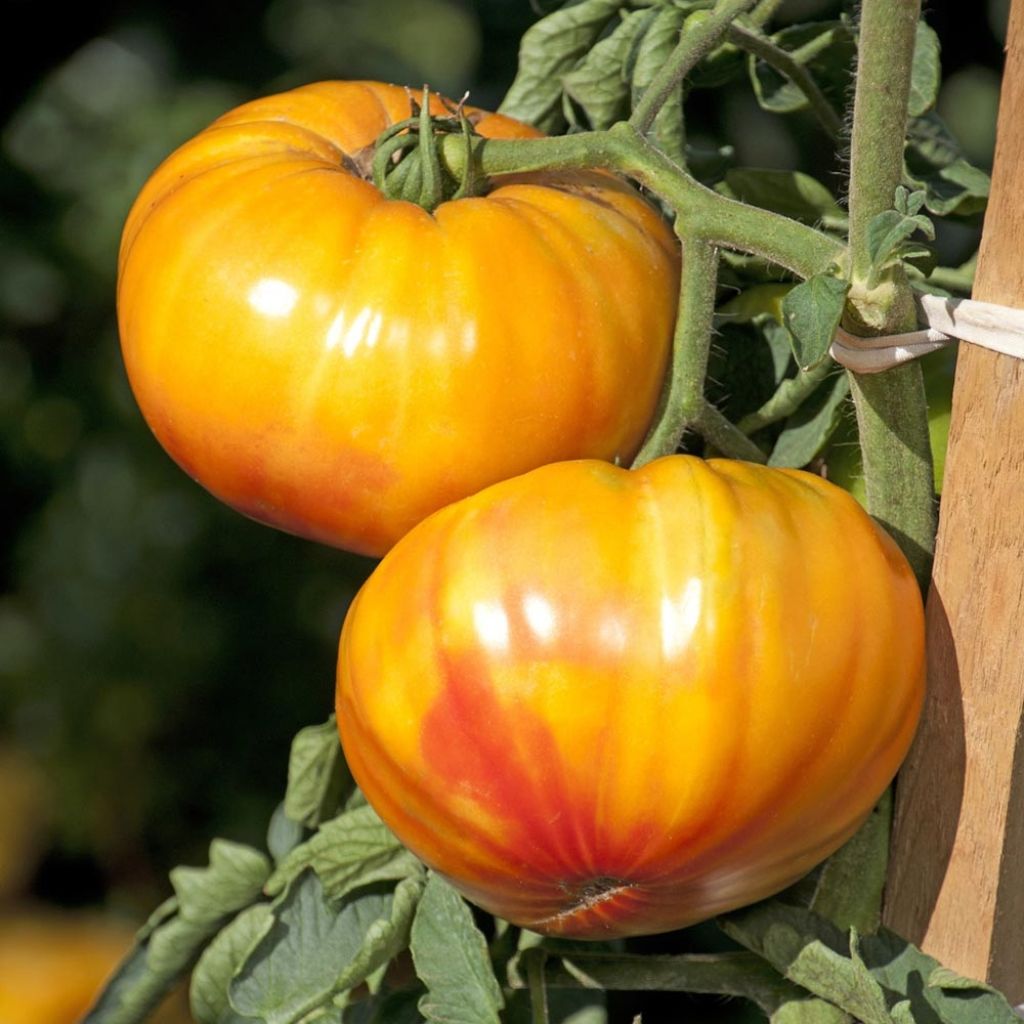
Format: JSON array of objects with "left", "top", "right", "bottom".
[
  {"left": 336, "top": 456, "right": 925, "bottom": 938},
  {"left": 117, "top": 81, "right": 678, "bottom": 556}
]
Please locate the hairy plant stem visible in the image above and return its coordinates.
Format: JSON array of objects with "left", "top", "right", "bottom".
[
  {"left": 438, "top": 127, "right": 843, "bottom": 278},
  {"left": 634, "top": 237, "right": 721, "bottom": 464},
  {"left": 845, "top": 0, "right": 936, "bottom": 586},
  {"left": 726, "top": 23, "right": 842, "bottom": 137},
  {"left": 749, "top": 0, "right": 784, "bottom": 28},
  {"left": 630, "top": 0, "right": 760, "bottom": 136},
  {"left": 508, "top": 950, "right": 804, "bottom": 1016}
]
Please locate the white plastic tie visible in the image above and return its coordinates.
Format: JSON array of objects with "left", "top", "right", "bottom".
[{"left": 829, "top": 294, "right": 1024, "bottom": 373}]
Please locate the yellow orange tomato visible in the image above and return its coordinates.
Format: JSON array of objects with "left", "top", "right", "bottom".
[
  {"left": 336, "top": 456, "right": 924, "bottom": 938},
  {"left": 117, "top": 81, "right": 678, "bottom": 556}
]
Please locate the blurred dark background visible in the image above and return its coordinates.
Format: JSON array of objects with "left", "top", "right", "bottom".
[{"left": 0, "top": 0, "right": 1009, "bottom": 1019}]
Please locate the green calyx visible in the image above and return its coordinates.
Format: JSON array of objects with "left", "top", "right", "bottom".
[{"left": 372, "top": 86, "right": 484, "bottom": 212}]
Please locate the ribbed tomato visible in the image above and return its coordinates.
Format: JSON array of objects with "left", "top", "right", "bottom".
[
  {"left": 336, "top": 456, "right": 925, "bottom": 938},
  {"left": 117, "top": 81, "right": 678, "bottom": 556}
]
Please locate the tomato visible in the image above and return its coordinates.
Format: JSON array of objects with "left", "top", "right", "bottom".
[
  {"left": 336, "top": 456, "right": 924, "bottom": 938},
  {"left": 117, "top": 81, "right": 678, "bottom": 557}
]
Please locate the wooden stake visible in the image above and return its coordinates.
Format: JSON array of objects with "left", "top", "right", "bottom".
[{"left": 884, "top": 0, "right": 1024, "bottom": 998}]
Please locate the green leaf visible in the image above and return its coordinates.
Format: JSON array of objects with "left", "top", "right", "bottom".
[
  {"left": 170, "top": 840, "right": 272, "bottom": 929},
  {"left": 722, "top": 902, "right": 1022, "bottom": 1024},
  {"left": 929, "top": 966, "right": 1002, "bottom": 994},
  {"left": 84, "top": 842, "right": 270, "bottom": 1024},
  {"left": 631, "top": 6, "right": 687, "bottom": 164},
  {"left": 781, "top": 273, "right": 849, "bottom": 371},
  {"left": 191, "top": 905, "right": 275, "bottom": 1024},
  {"left": 749, "top": 21, "right": 854, "bottom": 115},
  {"left": 268, "top": 803, "right": 421, "bottom": 903},
  {"left": 268, "top": 802, "right": 305, "bottom": 865},
  {"left": 905, "top": 113, "right": 991, "bottom": 217},
  {"left": 866, "top": 205, "right": 935, "bottom": 283},
  {"left": 335, "top": 874, "right": 425, "bottom": 991},
  {"left": 410, "top": 873, "right": 504, "bottom": 1024},
  {"left": 229, "top": 872, "right": 411, "bottom": 1024},
  {"left": 770, "top": 998, "right": 851, "bottom": 1024},
  {"left": 498, "top": 0, "right": 625, "bottom": 132},
  {"left": 719, "top": 168, "right": 845, "bottom": 227},
  {"left": 284, "top": 716, "right": 350, "bottom": 829},
  {"left": 908, "top": 21, "right": 941, "bottom": 118},
  {"left": 768, "top": 370, "right": 849, "bottom": 468},
  {"left": 809, "top": 793, "right": 891, "bottom": 934},
  {"left": 562, "top": 8, "right": 655, "bottom": 130}
]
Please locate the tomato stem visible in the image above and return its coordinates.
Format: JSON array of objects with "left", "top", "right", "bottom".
[
  {"left": 845, "top": 0, "right": 936, "bottom": 586},
  {"left": 439, "top": 128, "right": 843, "bottom": 278},
  {"left": 725, "top": 23, "right": 842, "bottom": 138},
  {"left": 629, "top": 0, "right": 760, "bottom": 139},
  {"left": 633, "top": 236, "right": 767, "bottom": 466}
]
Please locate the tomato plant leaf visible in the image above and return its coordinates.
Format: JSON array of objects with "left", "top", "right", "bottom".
[
  {"left": 335, "top": 874, "right": 425, "bottom": 991},
  {"left": 781, "top": 274, "right": 848, "bottom": 371},
  {"left": 631, "top": 6, "right": 687, "bottom": 165},
  {"left": 718, "top": 168, "right": 845, "bottom": 228},
  {"left": 498, "top": 0, "right": 624, "bottom": 132},
  {"left": 83, "top": 842, "right": 270, "bottom": 1024},
  {"left": 722, "top": 903, "right": 1022, "bottom": 1024},
  {"left": 908, "top": 21, "right": 941, "bottom": 118},
  {"left": 267, "top": 803, "right": 421, "bottom": 903},
  {"left": 809, "top": 794, "right": 891, "bottom": 934},
  {"left": 769, "top": 999, "right": 851, "bottom": 1023},
  {"left": 562, "top": 8, "right": 656, "bottom": 130},
  {"left": 267, "top": 802, "right": 305, "bottom": 865},
  {"left": 865, "top": 191, "right": 935, "bottom": 285},
  {"left": 410, "top": 872, "right": 505, "bottom": 1024},
  {"left": 284, "top": 716, "right": 349, "bottom": 829},
  {"left": 748, "top": 21, "right": 854, "bottom": 115},
  {"left": 768, "top": 370, "right": 849, "bottom": 468},
  {"left": 191, "top": 905, "right": 275, "bottom": 1024},
  {"left": 905, "top": 112, "right": 991, "bottom": 217},
  {"left": 228, "top": 871, "right": 402, "bottom": 1024},
  {"left": 170, "top": 840, "right": 272, "bottom": 928}
]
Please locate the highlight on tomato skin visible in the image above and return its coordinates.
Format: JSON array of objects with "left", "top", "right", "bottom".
[
  {"left": 335, "top": 455, "right": 926, "bottom": 939},
  {"left": 116, "top": 80, "right": 679, "bottom": 558}
]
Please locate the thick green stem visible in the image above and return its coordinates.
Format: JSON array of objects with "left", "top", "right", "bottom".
[
  {"left": 845, "top": 0, "right": 936, "bottom": 584},
  {"left": 630, "top": 0, "right": 760, "bottom": 136},
  {"left": 699, "top": 404, "right": 768, "bottom": 462},
  {"left": 508, "top": 950, "right": 804, "bottom": 1016},
  {"left": 847, "top": 1, "right": 921, "bottom": 285},
  {"left": 633, "top": 237, "right": 721, "bottom": 466},
  {"left": 726, "top": 24, "right": 843, "bottom": 138},
  {"left": 749, "top": 0, "right": 783, "bottom": 28},
  {"left": 439, "top": 128, "right": 843, "bottom": 278}
]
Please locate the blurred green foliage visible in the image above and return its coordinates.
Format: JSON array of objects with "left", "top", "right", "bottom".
[{"left": 0, "top": 0, "right": 1008, "bottom": 1015}]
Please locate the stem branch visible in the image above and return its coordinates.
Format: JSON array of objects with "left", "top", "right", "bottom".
[
  {"left": 440, "top": 128, "right": 843, "bottom": 278},
  {"left": 630, "top": 0, "right": 760, "bottom": 136},
  {"left": 633, "top": 236, "right": 721, "bottom": 465},
  {"left": 738, "top": 360, "right": 832, "bottom": 435},
  {"left": 726, "top": 23, "right": 843, "bottom": 137}
]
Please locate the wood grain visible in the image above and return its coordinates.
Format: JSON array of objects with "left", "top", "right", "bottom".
[{"left": 884, "top": 0, "right": 1024, "bottom": 997}]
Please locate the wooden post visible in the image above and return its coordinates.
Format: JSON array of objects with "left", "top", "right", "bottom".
[{"left": 884, "top": 0, "right": 1024, "bottom": 998}]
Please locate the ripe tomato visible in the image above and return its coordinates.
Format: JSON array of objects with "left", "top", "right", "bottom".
[
  {"left": 117, "top": 81, "right": 678, "bottom": 556},
  {"left": 336, "top": 456, "right": 924, "bottom": 938}
]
